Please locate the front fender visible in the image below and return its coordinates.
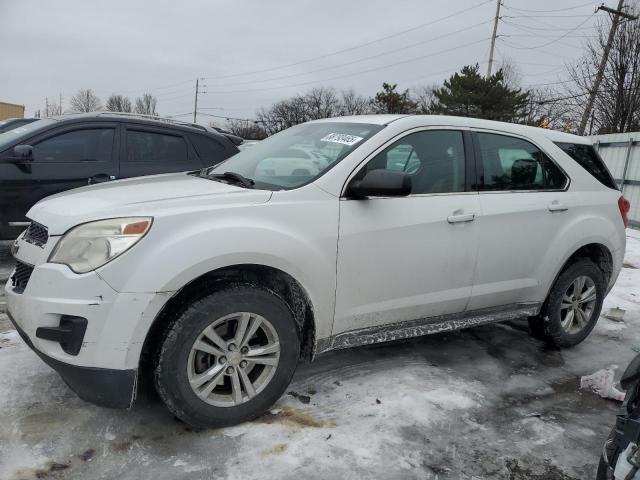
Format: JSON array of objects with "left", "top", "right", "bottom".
[{"left": 97, "top": 194, "right": 340, "bottom": 344}]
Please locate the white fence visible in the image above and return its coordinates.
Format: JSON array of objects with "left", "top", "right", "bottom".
[{"left": 589, "top": 132, "right": 640, "bottom": 228}]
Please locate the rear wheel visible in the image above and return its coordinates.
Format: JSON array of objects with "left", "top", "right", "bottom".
[
  {"left": 154, "top": 285, "right": 300, "bottom": 427},
  {"left": 528, "top": 259, "right": 605, "bottom": 348}
]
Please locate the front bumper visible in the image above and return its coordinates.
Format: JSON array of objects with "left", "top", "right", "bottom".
[
  {"left": 5, "top": 235, "right": 172, "bottom": 408},
  {"left": 8, "top": 311, "right": 137, "bottom": 408}
]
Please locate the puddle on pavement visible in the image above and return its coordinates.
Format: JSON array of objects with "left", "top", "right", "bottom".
[{"left": 255, "top": 405, "right": 334, "bottom": 429}]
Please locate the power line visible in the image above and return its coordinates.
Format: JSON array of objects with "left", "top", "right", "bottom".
[
  {"left": 203, "top": 37, "right": 490, "bottom": 95},
  {"left": 206, "top": 19, "right": 492, "bottom": 89},
  {"left": 503, "top": 13, "right": 604, "bottom": 18},
  {"left": 501, "top": 19, "right": 598, "bottom": 31},
  {"left": 498, "top": 38, "right": 574, "bottom": 60},
  {"left": 502, "top": 1, "right": 596, "bottom": 14},
  {"left": 153, "top": 85, "right": 198, "bottom": 99},
  {"left": 502, "top": 33, "right": 597, "bottom": 38},
  {"left": 202, "top": 0, "right": 494, "bottom": 80},
  {"left": 155, "top": 92, "right": 195, "bottom": 103},
  {"left": 537, "top": 91, "right": 591, "bottom": 104},
  {"left": 499, "top": 13, "right": 597, "bottom": 50}
]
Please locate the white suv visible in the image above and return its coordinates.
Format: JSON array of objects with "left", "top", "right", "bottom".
[{"left": 6, "top": 115, "right": 629, "bottom": 427}]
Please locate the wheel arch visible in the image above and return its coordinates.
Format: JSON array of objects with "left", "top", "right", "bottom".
[
  {"left": 140, "top": 264, "right": 317, "bottom": 377},
  {"left": 544, "top": 242, "right": 613, "bottom": 307}
]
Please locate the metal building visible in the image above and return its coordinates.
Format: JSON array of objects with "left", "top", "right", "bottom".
[
  {"left": 0, "top": 101, "right": 25, "bottom": 121},
  {"left": 590, "top": 132, "right": 640, "bottom": 228}
]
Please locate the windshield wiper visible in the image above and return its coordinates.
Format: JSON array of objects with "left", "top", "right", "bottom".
[{"left": 209, "top": 171, "right": 255, "bottom": 188}]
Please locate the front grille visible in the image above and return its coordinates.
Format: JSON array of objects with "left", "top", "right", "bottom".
[
  {"left": 24, "top": 222, "right": 49, "bottom": 247},
  {"left": 11, "top": 261, "right": 34, "bottom": 294}
]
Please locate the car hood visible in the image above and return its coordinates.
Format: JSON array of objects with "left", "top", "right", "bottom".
[{"left": 27, "top": 172, "right": 272, "bottom": 235}]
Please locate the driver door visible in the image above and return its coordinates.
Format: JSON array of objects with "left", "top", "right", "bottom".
[{"left": 333, "top": 129, "right": 480, "bottom": 335}]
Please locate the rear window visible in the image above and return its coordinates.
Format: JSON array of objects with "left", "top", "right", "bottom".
[{"left": 555, "top": 142, "right": 618, "bottom": 190}]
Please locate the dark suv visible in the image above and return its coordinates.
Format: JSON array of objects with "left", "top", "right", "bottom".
[
  {"left": 0, "top": 113, "right": 240, "bottom": 239},
  {"left": 0, "top": 118, "right": 38, "bottom": 134}
]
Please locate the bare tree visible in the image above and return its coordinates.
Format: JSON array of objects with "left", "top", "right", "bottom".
[
  {"left": 521, "top": 88, "right": 574, "bottom": 129},
  {"left": 106, "top": 94, "right": 133, "bottom": 112},
  {"left": 70, "top": 89, "right": 101, "bottom": 112},
  {"left": 44, "top": 100, "right": 63, "bottom": 116},
  {"left": 256, "top": 94, "right": 311, "bottom": 135},
  {"left": 304, "top": 87, "right": 340, "bottom": 120},
  {"left": 339, "top": 89, "right": 371, "bottom": 115},
  {"left": 498, "top": 57, "right": 523, "bottom": 91},
  {"left": 224, "top": 119, "right": 267, "bottom": 140},
  {"left": 566, "top": 5, "right": 640, "bottom": 134},
  {"left": 134, "top": 93, "right": 158, "bottom": 116},
  {"left": 255, "top": 85, "right": 373, "bottom": 135},
  {"left": 412, "top": 84, "right": 438, "bottom": 113}
]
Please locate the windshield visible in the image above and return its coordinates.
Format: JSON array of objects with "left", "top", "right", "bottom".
[
  {"left": 0, "top": 119, "right": 57, "bottom": 151},
  {"left": 206, "top": 122, "right": 384, "bottom": 190}
]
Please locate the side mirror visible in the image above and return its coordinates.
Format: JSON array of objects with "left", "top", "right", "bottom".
[
  {"left": 11, "top": 145, "right": 34, "bottom": 162},
  {"left": 346, "top": 169, "right": 412, "bottom": 199}
]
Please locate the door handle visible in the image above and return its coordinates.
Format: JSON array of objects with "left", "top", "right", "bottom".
[
  {"left": 447, "top": 212, "right": 476, "bottom": 223},
  {"left": 88, "top": 174, "right": 116, "bottom": 185},
  {"left": 548, "top": 201, "right": 568, "bottom": 212}
]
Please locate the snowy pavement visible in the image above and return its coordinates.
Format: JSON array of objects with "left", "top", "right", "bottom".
[{"left": 1, "top": 231, "right": 640, "bottom": 480}]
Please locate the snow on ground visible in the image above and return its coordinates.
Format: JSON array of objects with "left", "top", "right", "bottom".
[{"left": 1, "top": 231, "right": 640, "bottom": 479}]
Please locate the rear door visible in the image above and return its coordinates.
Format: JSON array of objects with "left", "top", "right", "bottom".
[
  {"left": 467, "top": 130, "right": 570, "bottom": 310},
  {"left": 120, "top": 125, "right": 201, "bottom": 178},
  {"left": 0, "top": 123, "right": 118, "bottom": 230}
]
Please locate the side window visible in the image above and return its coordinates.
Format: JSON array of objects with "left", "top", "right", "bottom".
[
  {"left": 126, "top": 130, "right": 189, "bottom": 163},
  {"left": 32, "top": 129, "right": 114, "bottom": 163},
  {"left": 189, "top": 134, "right": 225, "bottom": 164},
  {"left": 476, "top": 133, "right": 567, "bottom": 191},
  {"left": 356, "top": 130, "right": 466, "bottom": 194}
]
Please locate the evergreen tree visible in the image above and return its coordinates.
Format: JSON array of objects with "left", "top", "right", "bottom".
[
  {"left": 371, "top": 83, "right": 417, "bottom": 114},
  {"left": 429, "top": 64, "right": 529, "bottom": 122}
]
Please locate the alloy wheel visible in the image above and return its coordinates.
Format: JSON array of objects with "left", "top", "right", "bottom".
[
  {"left": 560, "top": 275, "right": 597, "bottom": 334},
  {"left": 187, "top": 312, "right": 280, "bottom": 407}
]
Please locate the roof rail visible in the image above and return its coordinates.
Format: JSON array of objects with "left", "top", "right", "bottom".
[{"left": 95, "top": 112, "right": 208, "bottom": 132}]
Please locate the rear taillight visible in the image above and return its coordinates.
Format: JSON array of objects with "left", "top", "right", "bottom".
[{"left": 619, "top": 196, "right": 631, "bottom": 227}]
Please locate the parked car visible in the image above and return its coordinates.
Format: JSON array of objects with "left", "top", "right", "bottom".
[
  {"left": 0, "top": 113, "right": 240, "bottom": 239},
  {"left": 6, "top": 114, "right": 628, "bottom": 428},
  {"left": 0, "top": 117, "right": 38, "bottom": 134},
  {"left": 597, "top": 353, "right": 640, "bottom": 479}
]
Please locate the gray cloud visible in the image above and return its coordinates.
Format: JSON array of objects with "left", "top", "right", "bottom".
[{"left": 0, "top": 0, "right": 600, "bottom": 121}]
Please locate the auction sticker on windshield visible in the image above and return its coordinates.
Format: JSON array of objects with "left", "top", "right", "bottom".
[{"left": 320, "top": 133, "right": 364, "bottom": 146}]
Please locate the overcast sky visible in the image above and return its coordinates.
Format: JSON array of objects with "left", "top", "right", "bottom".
[{"left": 0, "top": 0, "right": 608, "bottom": 123}]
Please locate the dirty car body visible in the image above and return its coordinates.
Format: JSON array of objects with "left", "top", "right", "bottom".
[{"left": 5, "top": 115, "right": 628, "bottom": 426}]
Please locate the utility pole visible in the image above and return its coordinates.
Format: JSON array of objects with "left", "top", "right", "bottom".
[
  {"left": 193, "top": 79, "right": 199, "bottom": 123},
  {"left": 486, "top": 0, "right": 502, "bottom": 78},
  {"left": 45, "top": 98, "right": 49, "bottom": 117},
  {"left": 578, "top": 0, "right": 638, "bottom": 135},
  {"left": 59, "top": 93, "right": 63, "bottom": 115},
  {"left": 193, "top": 78, "right": 207, "bottom": 123}
]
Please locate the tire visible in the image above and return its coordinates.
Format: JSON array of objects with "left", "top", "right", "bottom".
[
  {"left": 154, "top": 285, "right": 300, "bottom": 428},
  {"left": 528, "top": 259, "right": 605, "bottom": 348}
]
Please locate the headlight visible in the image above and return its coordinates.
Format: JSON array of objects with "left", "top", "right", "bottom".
[{"left": 49, "top": 217, "right": 152, "bottom": 273}]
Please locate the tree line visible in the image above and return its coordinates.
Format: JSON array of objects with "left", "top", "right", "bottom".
[
  {"left": 55, "top": 89, "right": 159, "bottom": 116},
  {"left": 227, "top": 66, "right": 551, "bottom": 140}
]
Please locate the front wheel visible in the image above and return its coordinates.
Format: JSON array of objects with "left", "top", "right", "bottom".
[
  {"left": 528, "top": 259, "right": 605, "bottom": 348},
  {"left": 154, "top": 285, "right": 300, "bottom": 427}
]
